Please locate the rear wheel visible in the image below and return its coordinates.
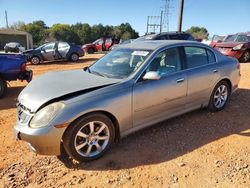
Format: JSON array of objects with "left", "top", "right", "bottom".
[
  {"left": 0, "top": 78, "right": 7, "bottom": 98},
  {"left": 240, "top": 50, "right": 250, "bottom": 63},
  {"left": 63, "top": 113, "right": 115, "bottom": 162},
  {"left": 31, "top": 56, "right": 41, "bottom": 65},
  {"left": 208, "top": 81, "right": 230, "bottom": 112},
  {"left": 70, "top": 53, "right": 79, "bottom": 62}
]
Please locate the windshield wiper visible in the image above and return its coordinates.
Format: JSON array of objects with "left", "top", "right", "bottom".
[{"left": 91, "top": 70, "right": 106, "bottom": 77}]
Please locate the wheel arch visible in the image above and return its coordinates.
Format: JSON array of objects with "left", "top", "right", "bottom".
[
  {"left": 63, "top": 110, "right": 121, "bottom": 141},
  {"left": 219, "top": 78, "right": 232, "bottom": 94}
]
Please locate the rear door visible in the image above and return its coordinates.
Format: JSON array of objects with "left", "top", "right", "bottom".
[
  {"left": 132, "top": 47, "right": 188, "bottom": 127},
  {"left": 58, "top": 42, "right": 70, "bottom": 58},
  {"left": 183, "top": 46, "right": 220, "bottom": 109}
]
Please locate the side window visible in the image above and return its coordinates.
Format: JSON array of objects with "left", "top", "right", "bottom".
[
  {"left": 169, "top": 34, "right": 180, "bottom": 40},
  {"left": 58, "top": 42, "right": 70, "bottom": 50},
  {"left": 43, "top": 43, "right": 55, "bottom": 51},
  {"left": 147, "top": 48, "right": 181, "bottom": 76},
  {"left": 155, "top": 35, "right": 168, "bottom": 40},
  {"left": 184, "top": 47, "right": 208, "bottom": 68},
  {"left": 207, "top": 49, "right": 216, "bottom": 63}
]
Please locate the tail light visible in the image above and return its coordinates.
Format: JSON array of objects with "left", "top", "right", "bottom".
[{"left": 21, "top": 63, "right": 26, "bottom": 72}]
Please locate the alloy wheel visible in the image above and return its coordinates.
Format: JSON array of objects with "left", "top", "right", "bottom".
[
  {"left": 74, "top": 121, "right": 110, "bottom": 157},
  {"left": 213, "top": 84, "right": 228, "bottom": 109}
]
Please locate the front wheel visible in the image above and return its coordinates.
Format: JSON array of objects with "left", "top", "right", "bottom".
[
  {"left": 0, "top": 78, "right": 7, "bottom": 98},
  {"left": 63, "top": 113, "right": 115, "bottom": 162},
  {"left": 208, "top": 81, "right": 230, "bottom": 112},
  {"left": 31, "top": 56, "right": 41, "bottom": 65},
  {"left": 240, "top": 50, "right": 250, "bottom": 63}
]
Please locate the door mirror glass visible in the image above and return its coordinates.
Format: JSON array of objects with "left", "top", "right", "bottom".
[{"left": 143, "top": 71, "right": 161, "bottom": 80}]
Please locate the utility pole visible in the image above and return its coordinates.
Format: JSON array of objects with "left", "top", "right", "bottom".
[
  {"left": 177, "top": 0, "right": 184, "bottom": 32},
  {"left": 160, "top": 11, "right": 163, "bottom": 33},
  {"left": 5, "top": 10, "right": 9, "bottom": 28}
]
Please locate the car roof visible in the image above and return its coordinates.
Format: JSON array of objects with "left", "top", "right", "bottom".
[{"left": 119, "top": 40, "right": 202, "bottom": 51}]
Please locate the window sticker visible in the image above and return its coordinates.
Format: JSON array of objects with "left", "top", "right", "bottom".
[{"left": 132, "top": 51, "right": 149, "bottom": 56}]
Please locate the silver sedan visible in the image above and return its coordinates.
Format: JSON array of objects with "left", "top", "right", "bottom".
[{"left": 14, "top": 40, "right": 241, "bottom": 162}]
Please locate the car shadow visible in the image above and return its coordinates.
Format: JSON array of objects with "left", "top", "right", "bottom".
[
  {"left": 0, "top": 86, "right": 24, "bottom": 110},
  {"left": 59, "top": 88, "right": 250, "bottom": 170}
]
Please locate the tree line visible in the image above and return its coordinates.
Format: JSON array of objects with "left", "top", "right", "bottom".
[{"left": 10, "top": 21, "right": 139, "bottom": 45}]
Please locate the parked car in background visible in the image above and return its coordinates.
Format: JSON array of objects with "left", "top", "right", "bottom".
[
  {"left": 82, "top": 37, "right": 119, "bottom": 54},
  {"left": 110, "top": 39, "right": 134, "bottom": 50},
  {"left": 209, "top": 35, "right": 226, "bottom": 48},
  {"left": 4, "top": 42, "right": 25, "bottom": 53},
  {"left": 0, "top": 54, "right": 32, "bottom": 97},
  {"left": 134, "top": 32, "right": 196, "bottom": 42},
  {"left": 214, "top": 33, "right": 250, "bottom": 62},
  {"left": 23, "top": 41, "right": 84, "bottom": 64},
  {"left": 14, "top": 40, "right": 240, "bottom": 162}
]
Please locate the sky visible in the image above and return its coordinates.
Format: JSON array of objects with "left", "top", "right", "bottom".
[{"left": 0, "top": 0, "right": 249, "bottom": 37}]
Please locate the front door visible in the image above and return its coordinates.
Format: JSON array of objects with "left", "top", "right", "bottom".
[
  {"left": 132, "top": 47, "right": 188, "bottom": 127},
  {"left": 41, "top": 42, "right": 55, "bottom": 61}
]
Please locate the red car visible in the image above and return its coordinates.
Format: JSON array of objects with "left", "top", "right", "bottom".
[
  {"left": 209, "top": 35, "right": 226, "bottom": 48},
  {"left": 214, "top": 33, "right": 250, "bottom": 62},
  {"left": 82, "top": 37, "right": 119, "bottom": 54}
]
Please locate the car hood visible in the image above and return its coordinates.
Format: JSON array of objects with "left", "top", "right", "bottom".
[
  {"left": 215, "top": 42, "right": 245, "bottom": 48},
  {"left": 22, "top": 49, "right": 35, "bottom": 53},
  {"left": 18, "top": 69, "right": 120, "bottom": 112}
]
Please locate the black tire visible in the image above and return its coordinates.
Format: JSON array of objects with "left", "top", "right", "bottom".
[
  {"left": 240, "top": 50, "right": 250, "bottom": 63},
  {"left": 70, "top": 53, "right": 79, "bottom": 62},
  {"left": 0, "top": 78, "right": 7, "bottom": 98},
  {"left": 87, "top": 48, "right": 94, "bottom": 54},
  {"left": 30, "top": 56, "right": 41, "bottom": 65},
  {"left": 208, "top": 81, "right": 230, "bottom": 112},
  {"left": 63, "top": 113, "right": 115, "bottom": 162}
]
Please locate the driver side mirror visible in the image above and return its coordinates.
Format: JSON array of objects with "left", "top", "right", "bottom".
[
  {"left": 41, "top": 48, "right": 46, "bottom": 53},
  {"left": 143, "top": 71, "right": 161, "bottom": 80}
]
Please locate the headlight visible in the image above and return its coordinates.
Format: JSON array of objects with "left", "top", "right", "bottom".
[
  {"left": 233, "top": 44, "right": 244, "bottom": 51},
  {"left": 30, "top": 102, "right": 65, "bottom": 128}
]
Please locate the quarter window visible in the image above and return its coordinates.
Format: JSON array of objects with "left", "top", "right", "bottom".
[{"left": 147, "top": 48, "right": 181, "bottom": 76}]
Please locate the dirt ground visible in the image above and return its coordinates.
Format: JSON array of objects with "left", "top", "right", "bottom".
[{"left": 0, "top": 54, "right": 249, "bottom": 188}]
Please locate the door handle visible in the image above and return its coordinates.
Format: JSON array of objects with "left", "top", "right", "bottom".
[
  {"left": 213, "top": 69, "right": 218, "bottom": 73},
  {"left": 176, "top": 78, "right": 185, "bottom": 83}
]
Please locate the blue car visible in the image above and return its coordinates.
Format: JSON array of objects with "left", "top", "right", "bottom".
[
  {"left": 0, "top": 54, "right": 32, "bottom": 97},
  {"left": 23, "top": 41, "right": 84, "bottom": 64}
]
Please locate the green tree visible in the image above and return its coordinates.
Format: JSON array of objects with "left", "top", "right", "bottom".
[
  {"left": 186, "top": 26, "right": 209, "bottom": 39},
  {"left": 19, "top": 20, "right": 48, "bottom": 45},
  {"left": 50, "top": 24, "right": 80, "bottom": 44}
]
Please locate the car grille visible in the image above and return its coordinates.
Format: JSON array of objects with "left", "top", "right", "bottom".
[{"left": 16, "top": 102, "right": 33, "bottom": 124}]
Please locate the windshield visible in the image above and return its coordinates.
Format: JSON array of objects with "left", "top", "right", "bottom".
[
  {"left": 224, "top": 34, "right": 249, "bottom": 42},
  {"left": 89, "top": 48, "right": 151, "bottom": 79}
]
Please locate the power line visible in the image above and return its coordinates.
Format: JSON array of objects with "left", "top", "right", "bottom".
[
  {"left": 161, "top": 0, "right": 173, "bottom": 32},
  {"left": 146, "top": 11, "right": 163, "bottom": 34}
]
